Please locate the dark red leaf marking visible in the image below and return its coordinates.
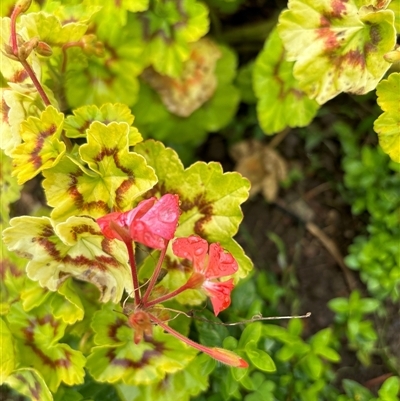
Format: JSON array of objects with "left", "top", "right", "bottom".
[
  {"left": 343, "top": 49, "right": 366, "bottom": 68},
  {"left": 180, "top": 194, "right": 213, "bottom": 238},
  {"left": 0, "top": 259, "right": 22, "bottom": 279},
  {"left": 29, "top": 124, "right": 58, "bottom": 169},
  {"left": 330, "top": 0, "right": 348, "bottom": 19},
  {"left": 115, "top": 177, "right": 135, "bottom": 210},
  {"left": 70, "top": 223, "right": 99, "bottom": 241},
  {"left": 106, "top": 338, "right": 164, "bottom": 368},
  {"left": 1, "top": 96, "right": 10, "bottom": 125},
  {"left": 108, "top": 318, "right": 127, "bottom": 342},
  {"left": 317, "top": 27, "right": 340, "bottom": 51},
  {"left": 22, "top": 314, "right": 60, "bottom": 343},
  {"left": 163, "top": 254, "right": 192, "bottom": 273},
  {"left": 67, "top": 170, "right": 110, "bottom": 215},
  {"left": 34, "top": 226, "right": 120, "bottom": 273},
  {"left": 14, "top": 373, "right": 41, "bottom": 400},
  {"left": 12, "top": 69, "right": 29, "bottom": 83}
]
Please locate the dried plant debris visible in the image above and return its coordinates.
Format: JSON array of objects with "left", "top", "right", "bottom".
[
  {"left": 230, "top": 139, "right": 287, "bottom": 202},
  {"left": 141, "top": 38, "right": 221, "bottom": 117}
]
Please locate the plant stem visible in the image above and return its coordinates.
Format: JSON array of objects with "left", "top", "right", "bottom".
[
  {"left": 148, "top": 312, "right": 213, "bottom": 355},
  {"left": 148, "top": 312, "right": 248, "bottom": 367},
  {"left": 141, "top": 242, "right": 169, "bottom": 306},
  {"left": 9, "top": 3, "right": 51, "bottom": 107},
  {"left": 125, "top": 241, "right": 141, "bottom": 306},
  {"left": 144, "top": 281, "right": 191, "bottom": 309},
  {"left": 10, "top": 5, "right": 20, "bottom": 55},
  {"left": 20, "top": 59, "right": 51, "bottom": 106}
]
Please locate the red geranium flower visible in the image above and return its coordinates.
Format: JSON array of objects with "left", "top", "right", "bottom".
[
  {"left": 172, "top": 235, "right": 238, "bottom": 315},
  {"left": 97, "top": 194, "right": 180, "bottom": 249}
]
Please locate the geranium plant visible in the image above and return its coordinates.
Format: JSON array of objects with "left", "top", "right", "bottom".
[{"left": 1, "top": 0, "right": 399, "bottom": 399}]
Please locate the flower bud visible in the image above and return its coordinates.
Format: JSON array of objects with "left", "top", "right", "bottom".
[
  {"left": 384, "top": 49, "right": 400, "bottom": 63},
  {"left": 14, "top": 0, "right": 32, "bottom": 14},
  {"left": 36, "top": 41, "right": 52, "bottom": 57},
  {"left": 18, "top": 37, "right": 39, "bottom": 61},
  {"left": 81, "top": 34, "right": 105, "bottom": 57}
]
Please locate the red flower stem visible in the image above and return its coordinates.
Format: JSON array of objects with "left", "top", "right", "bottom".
[
  {"left": 61, "top": 42, "right": 81, "bottom": 73},
  {"left": 125, "top": 241, "right": 141, "bottom": 306},
  {"left": 19, "top": 59, "right": 51, "bottom": 106},
  {"left": 144, "top": 281, "right": 192, "bottom": 309},
  {"left": 148, "top": 312, "right": 214, "bottom": 356},
  {"left": 148, "top": 312, "right": 248, "bottom": 368},
  {"left": 141, "top": 241, "right": 169, "bottom": 306},
  {"left": 10, "top": 5, "right": 20, "bottom": 55},
  {"left": 9, "top": 4, "right": 51, "bottom": 107}
]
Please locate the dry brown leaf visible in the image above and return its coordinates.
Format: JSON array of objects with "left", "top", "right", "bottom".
[
  {"left": 230, "top": 139, "right": 288, "bottom": 201},
  {"left": 141, "top": 38, "right": 221, "bottom": 117}
]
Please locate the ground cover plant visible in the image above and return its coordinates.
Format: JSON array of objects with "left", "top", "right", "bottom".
[{"left": 1, "top": 0, "right": 399, "bottom": 400}]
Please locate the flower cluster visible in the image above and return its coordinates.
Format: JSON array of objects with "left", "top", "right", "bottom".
[{"left": 96, "top": 194, "right": 247, "bottom": 368}]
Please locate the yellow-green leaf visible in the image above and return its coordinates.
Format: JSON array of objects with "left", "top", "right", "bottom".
[
  {"left": 0, "top": 317, "right": 15, "bottom": 383},
  {"left": 278, "top": 0, "right": 397, "bottom": 104},
  {"left": 11, "top": 106, "right": 65, "bottom": 184},
  {"left": 254, "top": 28, "right": 319, "bottom": 134},
  {"left": 374, "top": 72, "right": 400, "bottom": 162},
  {"left": 4, "top": 368, "right": 53, "bottom": 401}
]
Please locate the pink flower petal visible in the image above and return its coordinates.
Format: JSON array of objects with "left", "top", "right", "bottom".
[
  {"left": 206, "top": 243, "right": 238, "bottom": 279},
  {"left": 129, "top": 194, "right": 180, "bottom": 249},
  {"left": 203, "top": 278, "right": 235, "bottom": 316},
  {"left": 96, "top": 211, "right": 130, "bottom": 241},
  {"left": 172, "top": 235, "right": 208, "bottom": 271}
]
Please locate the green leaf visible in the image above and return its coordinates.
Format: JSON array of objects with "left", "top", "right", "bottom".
[
  {"left": 238, "top": 323, "right": 262, "bottom": 349},
  {"left": 4, "top": 368, "right": 53, "bottom": 401},
  {"left": 116, "top": 354, "right": 211, "bottom": 401},
  {"left": 0, "top": 317, "right": 15, "bottom": 383},
  {"left": 64, "top": 103, "right": 142, "bottom": 146},
  {"left": 21, "top": 12, "right": 87, "bottom": 46},
  {"left": 49, "top": 279, "right": 85, "bottom": 324},
  {"left": 43, "top": 0, "right": 102, "bottom": 25},
  {"left": 253, "top": 28, "right": 319, "bottom": 134},
  {"left": 278, "top": 0, "right": 397, "bottom": 104},
  {"left": 378, "top": 376, "right": 400, "bottom": 399},
  {"left": 0, "top": 86, "right": 44, "bottom": 157},
  {"left": 0, "top": 150, "right": 21, "bottom": 222},
  {"left": 300, "top": 352, "right": 323, "bottom": 380},
  {"left": 194, "top": 309, "right": 229, "bottom": 347},
  {"left": 87, "top": 321, "right": 197, "bottom": 386},
  {"left": 342, "top": 379, "right": 374, "bottom": 400},
  {"left": 388, "top": 0, "right": 400, "bottom": 32},
  {"left": 43, "top": 122, "right": 157, "bottom": 221},
  {"left": 244, "top": 340, "right": 276, "bottom": 372},
  {"left": 137, "top": 0, "right": 209, "bottom": 77},
  {"left": 3, "top": 216, "right": 133, "bottom": 303},
  {"left": 374, "top": 73, "right": 400, "bottom": 162},
  {"left": 65, "top": 11, "right": 143, "bottom": 107},
  {"left": 11, "top": 106, "right": 65, "bottom": 185},
  {"left": 328, "top": 297, "right": 349, "bottom": 313},
  {"left": 7, "top": 303, "right": 85, "bottom": 392}
]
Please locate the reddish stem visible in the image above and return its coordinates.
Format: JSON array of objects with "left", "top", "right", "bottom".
[
  {"left": 125, "top": 241, "right": 141, "bottom": 306},
  {"left": 144, "top": 280, "right": 192, "bottom": 309},
  {"left": 20, "top": 59, "right": 51, "bottom": 106},
  {"left": 61, "top": 41, "right": 82, "bottom": 73},
  {"left": 148, "top": 312, "right": 211, "bottom": 354},
  {"left": 141, "top": 241, "right": 169, "bottom": 306},
  {"left": 10, "top": 5, "right": 20, "bottom": 55},
  {"left": 148, "top": 312, "right": 248, "bottom": 368},
  {"left": 9, "top": 3, "right": 51, "bottom": 107}
]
